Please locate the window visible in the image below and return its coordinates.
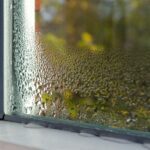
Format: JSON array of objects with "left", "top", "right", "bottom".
[{"left": 3, "top": 0, "right": 150, "bottom": 141}]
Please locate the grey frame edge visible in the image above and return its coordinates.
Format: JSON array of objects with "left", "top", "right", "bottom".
[
  {"left": 4, "top": 114, "right": 150, "bottom": 143},
  {"left": 0, "top": 0, "right": 4, "bottom": 119}
]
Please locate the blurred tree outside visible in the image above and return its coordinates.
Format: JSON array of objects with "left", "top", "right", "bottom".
[{"left": 36, "top": 0, "right": 150, "bottom": 51}]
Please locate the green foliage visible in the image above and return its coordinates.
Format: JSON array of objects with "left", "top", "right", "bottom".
[
  {"left": 68, "top": 107, "right": 78, "bottom": 119},
  {"left": 63, "top": 89, "right": 74, "bottom": 100},
  {"left": 41, "top": 93, "right": 52, "bottom": 103},
  {"left": 42, "top": 33, "right": 66, "bottom": 50}
]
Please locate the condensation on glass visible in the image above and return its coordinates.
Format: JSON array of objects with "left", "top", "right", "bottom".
[{"left": 5, "top": 0, "right": 150, "bottom": 132}]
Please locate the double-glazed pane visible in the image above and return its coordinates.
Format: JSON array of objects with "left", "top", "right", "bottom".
[{"left": 6, "top": 0, "right": 150, "bottom": 132}]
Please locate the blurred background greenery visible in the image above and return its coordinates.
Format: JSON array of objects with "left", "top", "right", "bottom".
[{"left": 36, "top": 0, "right": 150, "bottom": 51}]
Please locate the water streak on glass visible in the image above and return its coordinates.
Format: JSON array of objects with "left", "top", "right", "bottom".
[{"left": 8, "top": 0, "right": 150, "bottom": 132}]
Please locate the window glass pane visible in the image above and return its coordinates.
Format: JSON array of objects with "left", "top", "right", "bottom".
[{"left": 6, "top": 0, "right": 150, "bottom": 132}]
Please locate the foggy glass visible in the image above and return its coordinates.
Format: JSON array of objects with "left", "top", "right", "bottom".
[{"left": 7, "top": 0, "right": 150, "bottom": 132}]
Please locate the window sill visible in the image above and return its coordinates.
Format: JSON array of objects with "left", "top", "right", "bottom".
[{"left": 0, "top": 121, "right": 149, "bottom": 150}]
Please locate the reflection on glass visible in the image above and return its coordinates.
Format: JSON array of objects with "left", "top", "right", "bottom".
[{"left": 9, "top": 0, "right": 150, "bottom": 132}]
